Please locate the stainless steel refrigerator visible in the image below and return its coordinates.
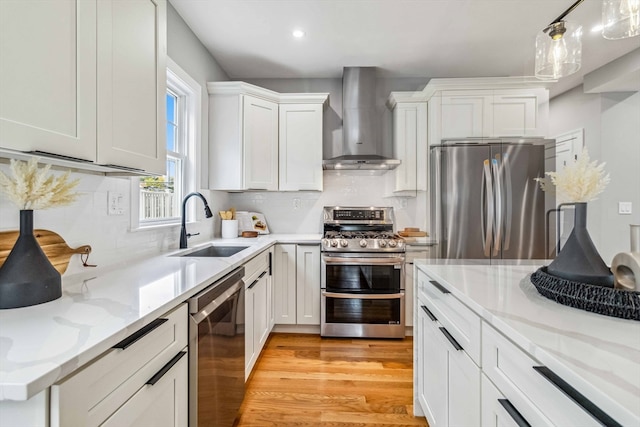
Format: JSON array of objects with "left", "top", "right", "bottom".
[{"left": 430, "top": 139, "right": 555, "bottom": 261}]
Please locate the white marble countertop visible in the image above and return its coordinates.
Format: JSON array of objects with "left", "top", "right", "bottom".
[
  {"left": 0, "top": 234, "right": 321, "bottom": 401},
  {"left": 415, "top": 260, "right": 640, "bottom": 426}
]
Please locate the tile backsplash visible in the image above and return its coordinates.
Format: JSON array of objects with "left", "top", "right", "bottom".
[
  {"left": 229, "top": 171, "right": 428, "bottom": 234},
  {"left": 0, "top": 166, "right": 426, "bottom": 277}
]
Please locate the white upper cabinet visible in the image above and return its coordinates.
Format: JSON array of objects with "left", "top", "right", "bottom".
[
  {"left": 440, "top": 90, "right": 491, "bottom": 139},
  {"left": 492, "top": 88, "right": 549, "bottom": 137},
  {"left": 279, "top": 103, "right": 324, "bottom": 191},
  {"left": 425, "top": 78, "right": 551, "bottom": 145},
  {"left": 386, "top": 93, "right": 429, "bottom": 195},
  {"left": 208, "top": 82, "right": 328, "bottom": 192},
  {"left": 0, "top": 0, "right": 166, "bottom": 174},
  {"left": 96, "top": 0, "right": 167, "bottom": 175},
  {"left": 243, "top": 95, "right": 279, "bottom": 190},
  {"left": 0, "top": 0, "right": 97, "bottom": 162}
]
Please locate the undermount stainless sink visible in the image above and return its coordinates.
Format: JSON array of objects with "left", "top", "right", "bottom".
[{"left": 179, "top": 246, "right": 249, "bottom": 257}]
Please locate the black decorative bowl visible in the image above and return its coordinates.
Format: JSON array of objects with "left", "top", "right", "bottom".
[{"left": 530, "top": 267, "right": 640, "bottom": 321}]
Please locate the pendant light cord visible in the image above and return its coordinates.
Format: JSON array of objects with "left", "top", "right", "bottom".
[{"left": 548, "top": 0, "right": 586, "bottom": 26}]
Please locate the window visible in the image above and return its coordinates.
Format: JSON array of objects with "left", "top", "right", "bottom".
[{"left": 132, "top": 58, "right": 201, "bottom": 229}]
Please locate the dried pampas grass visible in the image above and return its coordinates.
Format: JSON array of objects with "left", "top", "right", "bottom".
[
  {"left": 0, "top": 158, "right": 80, "bottom": 210},
  {"left": 535, "top": 147, "right": 610, "bottom": 203}
]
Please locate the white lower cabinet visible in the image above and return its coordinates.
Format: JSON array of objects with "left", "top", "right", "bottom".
[
  {"left": 415, "top": 292, "right": 480, "bottom": 427},
  {"left": 273, "top": 244, "right": 321, "bottom": 326},
  {"left": 50, "top": 303, "right": 188, "bottom": 427},
  {"left": 100, "top": 352, "right": 187, "bottom": 427},
  {"left": 416, "top": 266, "right": 624, "bottom": 427},
  {"left": 482, "top": 374, "right": 526, "bottom": 427},
  {"left": 243, "top": 248, "right": 273, "bottom": 379}
]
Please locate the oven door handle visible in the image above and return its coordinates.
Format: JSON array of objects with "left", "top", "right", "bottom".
[
  {"left": 322, "top": 291, "right": 405, "bottom": 299},
  {"left": 322, "top": 256, "right": 405, "bottom": 265}
]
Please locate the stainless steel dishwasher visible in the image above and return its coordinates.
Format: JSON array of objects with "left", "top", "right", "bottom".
[{"left": 188, "top": 266, "right": 245, "bottom": 427}]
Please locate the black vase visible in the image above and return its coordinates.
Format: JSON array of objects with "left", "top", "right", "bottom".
[
  {"left": 0, "top": 210, "right": 62, "bottom": 309},
  {"left": 547, "top": 203, "right": 614, "bottom": 287}
]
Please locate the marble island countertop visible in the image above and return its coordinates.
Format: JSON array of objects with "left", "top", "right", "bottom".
[
  {"left": 415, "top": 260, "right": 640, "bottom": 426},
  {"left": 0, "top": 234, "right": 321, "bottom": 401}
]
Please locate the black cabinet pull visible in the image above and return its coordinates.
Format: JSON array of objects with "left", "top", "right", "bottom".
[
  {"left": 112, "top": 318, "right": 168, "bottom": 350},
  {"left": 498, "top": 399, "right": 531, "bottom": 427},
  {"left": 268, "top": 251, "right": 272, "bottom": 276},
  {"left": 146, "top": 351, "right": 186, "bottom": 386},
  {"left": 429, "top": 280, "right": 450, "bottom": 294},
  {"left": 421, "top": 305, "right": 437, "bottom": 322},
  {"left": 533, "top": 366, "right": 621, "bottom": 427},
  {"left": 439, "top": 327, "right": 463, "bottom": 351},
  {"left": 248, "top": 271, "right": 267, "bottom": 290}
]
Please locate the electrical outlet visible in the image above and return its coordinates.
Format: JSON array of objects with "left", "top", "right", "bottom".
[
  {"left": 618, "top": 202, "right": 632, "bottom": 215},
  {"left": 108, "top": 191, "right": 124, "bottom": 215},
  {"left": 293, "top": 198, "right": 301, "bottom": 210}
]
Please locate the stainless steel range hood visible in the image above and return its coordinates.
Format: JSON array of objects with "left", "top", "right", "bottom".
[{"left": 323, "top": 67, "right": 401, "bottom": 170}]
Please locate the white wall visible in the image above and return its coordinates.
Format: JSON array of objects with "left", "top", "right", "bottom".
[
  {"left": 0, "top": 3, "right": 231, "bottom": 276},
  {"left": 549, "top": 86, "right": 640, "bottom": 263}
]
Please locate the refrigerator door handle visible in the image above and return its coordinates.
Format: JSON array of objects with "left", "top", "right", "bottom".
[
  {"left": 482, "top": 160, "right": 494, "bottom": 257},
  {"left": 503, "top": 152, "right": 513, "bottom": 251},
  {"left": 492, "top": 158, "right": 502, "bottom": 257}
]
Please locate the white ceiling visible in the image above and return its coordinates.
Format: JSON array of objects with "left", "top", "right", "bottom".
[{"left": 169, "top": 0, "right": 640, "bottom": 97}]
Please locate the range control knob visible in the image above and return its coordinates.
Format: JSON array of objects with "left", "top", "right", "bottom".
[
  {"left": 378, "top": 239, "right": 387, "bottom": 248},
  {"left": 359, "top": 239, "right": 368, "bottom": 248},
  {"left": 322, "top": 238, "right": 330, "bottom": 247},
  {"left": 340, "top": 239, "right": 349, "bottom": 248},
  {"left": 388, "top": 240, "right": 397, "bottom": 248},
  {"left": 331, "top": 239, "right": 339, "bottom": 247}
]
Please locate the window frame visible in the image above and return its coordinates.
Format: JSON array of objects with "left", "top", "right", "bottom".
[{"left": 130, "top": 57, "right": 201, "bottom": 230}]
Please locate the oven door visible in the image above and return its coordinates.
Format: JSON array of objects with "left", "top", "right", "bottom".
[
  {"left": 321, "top": 253, "right": 405, "bottom": 293},
  {"left": 321, "top": 253, "right": 405, "bottom": 338}
]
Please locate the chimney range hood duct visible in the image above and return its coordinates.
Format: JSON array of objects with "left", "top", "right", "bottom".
[{"left": 322, "top": 67, "right": 401, "bottom": 170}]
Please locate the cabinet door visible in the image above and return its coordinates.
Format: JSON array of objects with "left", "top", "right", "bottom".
[
  {"left": 492, "top": 89, "right": 548, "bottom": 137},
  {"left": 255, "top": 273, "right": 270, "bottom": 351},
  {"left": 243, "top": 95, "right": 278, "bottom": 190},
  {"left": 482, "top": 374, "right": 530, "bottom": 427},
  {"left": 440, "top": 91, "right": 491, "bottom": 139},
  {"left": 279, "top": 104, "right": 323, "bottom": 191},
  {"left": 296, "top": 244, "right": 321, "bottom": 325},
  {"left": 273, "top": 244, "right": 297, "bottom": 325},
  {"left": 244, "top": 282, "right": 256, "bottom": 379},
  {"left": 0, "top": 0, "right": 97, "bottom": 162},
  {"left": 101, "top": 350, "right": 188, "bottom": 427},
  {"left": 448, "top": 342, "right": 481, "bottom": 426},
  {"left": 416, "top": 303, "right": 448, "bottom": 427},
  {"left": 96, "top": 0, "right": 166, "bottom": 174},
  {"left": 392, "top": 103, "right": 427, "bottom": 193}
]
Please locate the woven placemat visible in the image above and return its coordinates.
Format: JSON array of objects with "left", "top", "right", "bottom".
[{"left": 530, "top": 267, "right": 640, "bottom": 321}]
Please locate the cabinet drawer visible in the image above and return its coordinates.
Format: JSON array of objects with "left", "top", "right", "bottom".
[
  {"left": 483, "top": 324, "right": 611, "bottom": 427},
  {"left": 244, "top": 248, "right": 270, "bottom": 280},
  {"left": 417, "top": 270, "right": 481, "bottom": 365},
  {"left": 101, "top": 349, "right": 188, "bottom": 427},
  {"left": 51, "top": 304, "right": 188, "bottom": 427}
]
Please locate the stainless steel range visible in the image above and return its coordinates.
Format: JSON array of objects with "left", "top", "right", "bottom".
[{"left": 321, "top": 206, "right": 406, "bottom": 338}]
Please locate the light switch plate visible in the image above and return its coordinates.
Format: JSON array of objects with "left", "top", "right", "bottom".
[
  {"left": 618, "top": 201, "right": 632, "bottom": 215},
  {"left": 108, "top": 191, "right": 124, "bottom": 215}
]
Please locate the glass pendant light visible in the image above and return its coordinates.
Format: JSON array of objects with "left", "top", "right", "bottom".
[
  {"left": 535, "top": 21, "right": 583, "bottom": 79},
  {"left": 602, "top": 0, "right": 640, "bottom": 39}
]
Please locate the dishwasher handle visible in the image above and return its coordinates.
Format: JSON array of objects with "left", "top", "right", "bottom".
[
  {"left": 191, "top": 279, "right": 243, "bottom": 324},
  {"left": 189, "top": 266, "right": 245, "bottom": 315}
]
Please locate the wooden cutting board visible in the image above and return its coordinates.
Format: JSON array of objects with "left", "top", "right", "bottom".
[
  {"left": 0, "top": 229, "right": 92, "bottom": 275},
  {"left": 399, "top": 230, "right": 429, "bottom": 237}
]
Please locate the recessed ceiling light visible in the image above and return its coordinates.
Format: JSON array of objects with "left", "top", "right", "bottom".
[{"left": 292, "top": 29, "right": 305, "bottom": 38}]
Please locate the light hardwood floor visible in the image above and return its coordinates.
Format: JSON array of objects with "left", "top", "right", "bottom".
[{"left": 236, "top": 333, "right": 428, "bottom": 426}]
